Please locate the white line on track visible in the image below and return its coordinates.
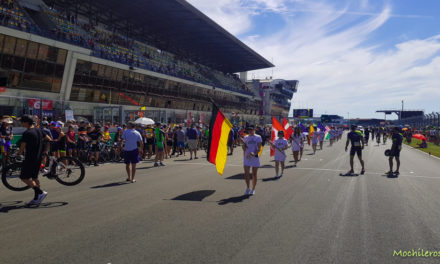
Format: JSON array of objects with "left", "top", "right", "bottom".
[{"left": 174, "top": 163, "right": 440, "bottom": 180}]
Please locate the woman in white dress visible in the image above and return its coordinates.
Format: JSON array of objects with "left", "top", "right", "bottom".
[
  {"left": 311, "top": 125, "right": 319, "bottom": 154},
  {"left": 290, "top": 127, "right": 303, "bottom": 165},
  {"left": 270, "top": 131, "right": 289, "bottom": 178},
  {"left": 242, "top": 125, "right": 262, "bottom": 196}
]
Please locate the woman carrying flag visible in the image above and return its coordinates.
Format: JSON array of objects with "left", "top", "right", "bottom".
[{"left": 242, "top": 125, "right": 262, "bottom": 196}]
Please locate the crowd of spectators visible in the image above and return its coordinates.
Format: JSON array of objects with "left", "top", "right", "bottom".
[
  {"left": 40, "top": 7, "right": 252, "bottom": 96},
  {"left": 0, "top": 0, "right": 37, "bottom": 33},
  {"left": 403, "top": 126, "right": 440, "bottom": 146}
]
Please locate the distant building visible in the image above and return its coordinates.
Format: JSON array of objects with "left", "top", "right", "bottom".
[{"left": 247, "top": 79, "right": 298, "bottom": 124}]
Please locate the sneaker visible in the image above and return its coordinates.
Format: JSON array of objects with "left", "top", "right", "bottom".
[
  {"left": 244, "top": 188, "right": 251, "bottom": 195},
  {"left": 154, "top": 163, "right": 159, "bottom": 167},
  {"left": 36, "top": 191, "right": 48, "bottom": 204},
  {"left": 279, "top": 173, "right": 283, "bottom": 178},
  {"left": 194, "top": 157, "right": 198, "bottom": 159},
  {"left": 27, "top": 199, "right": 39, "bottom": 205},
  {"left": 160, "top": 162, "right": 165, "bottom": 166},
  {"left": 250, "top": 190, "right": 255, "bottom": 196}
]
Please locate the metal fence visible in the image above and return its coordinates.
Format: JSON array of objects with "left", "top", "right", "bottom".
[{"left": 400, "top": 112, "right": 440, "bottom": 128}]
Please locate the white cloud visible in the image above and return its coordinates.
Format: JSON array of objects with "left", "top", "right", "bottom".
[{"left": 188, "top": 0, "right": 440, "bottom": 118}]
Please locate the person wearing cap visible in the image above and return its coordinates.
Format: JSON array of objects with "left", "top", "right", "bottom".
[
  {"left": 144, "top": 125, "right": 155, "bottom": 159},
  {"left": 387, "top": 127, "right": 403, "bottom": 176},
  {"left": 87, "top": 124, "right": 102, "bottom": 166},
  {"left": 49, "top": 121, "right": 60, "bottom": 158},
  {"left": 1, "top": 116, "right": 14, "bottom": 167},
  {"left": 17, "top": 115, "right": 47, "bottom": 205},
  {"left": 242, "top": 125, "right": 262, "bottom": 196},
  {"left": 345, "top": 125, "right": 365, "bottom": 175},
  {"left": 122, "top": 121, "right": 143, "bottom": 182}
]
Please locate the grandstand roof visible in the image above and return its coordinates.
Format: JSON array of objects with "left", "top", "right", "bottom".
[{"left": 64, "top": 0, "right": 274, "bottom": 73}]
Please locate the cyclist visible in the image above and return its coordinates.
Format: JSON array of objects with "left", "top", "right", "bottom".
[
  {"left": 114, "top": 127, "right": 123, "bottom": 159},
  {"left": 345, "top": 125, "right": 365, "bottom": 175},
  {"left": 364, "top": 127, "right": 370, "bottom": 146},
  {"left": 166, "top": 125, "right": 174, "bottom": 159},
  {"left": 387, "top": 127, "right": 403, "bottom": 176},
  {"left": 87, "top": 124, "right": 102, "bottom": 166},
  {"left": 77, "top": 123, "right": 88, "bottom": 161},
  {"left": 56, "top": 124, "right": 67, "bottom": 161},
  {"left": 49, "top": 121, "right": 60, "bottom": 158},
  {"left": 1, "top": 116, "right": 14, "bottom": 168},
  {"left": 144, "top": 125, "right": 155, "bottom": 159},
  {"left": 17, "top": 115, "right": 47, "bottom": 205}
]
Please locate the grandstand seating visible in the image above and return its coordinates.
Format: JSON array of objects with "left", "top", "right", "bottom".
[
  {"left": 2, "top": 1, "right": 252, "bottom": 96},
  {"left": 0, "top": 0, "right": 38, "bottom": 33}
]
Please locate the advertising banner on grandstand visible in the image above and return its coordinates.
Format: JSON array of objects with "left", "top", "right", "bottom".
[
  {"left": 293, "top": 109, "right": 313, "bottom": 118},
  {"left": 28, "top": 99, "right": 53, "bottom": 110},
  {"left": 65, "top": 110, "right": 74, "bottom": 121}
]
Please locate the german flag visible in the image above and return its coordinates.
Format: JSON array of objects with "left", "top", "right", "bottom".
[{"left": 207, "top": 104, "right": 233, "bottom": 175}]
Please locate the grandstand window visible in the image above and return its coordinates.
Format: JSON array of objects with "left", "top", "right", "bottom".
[
  {"left": 45, "top": 62, "right": 55, "bottom": 76},
  {"left": 37, "top": 44, "right": 48, "bottom": 60},
  {"left": 2, "top": 36, "right": 16, "bottom": 55},
  {"left": 15, "top": 39, "right": 27, "bottom": 57},
  {"left": 26, "top": 42, "right": 38, "bottom": 59},
  {"left": 12, "top": 56, "right": 25, "bottom": 71},
  {"left": 8, "top": 72, "right": 21, "bottom": 87},
  {"left": 46, "top": 47, "right": 57, "bottom": 63},
  {"left": 35, "top": 60, "right": 46, "bottom": 75},
  {"left": 56, "top": 49, "right": 67, "bottom": 65},
  {"left": 21, "top": 74, "right": 53, "bottom": 91},
  {"left": 55, "top": 64, "right": 64, "bottom": 78},
  {"left": 0, "top": 34, "right": 4, "bottom": 52},
  {"left": 52, "top": 78, "right": 62, "bottom": 92},
  {"left": 24, "top": 59, "right": 36, "bottom": 73}
]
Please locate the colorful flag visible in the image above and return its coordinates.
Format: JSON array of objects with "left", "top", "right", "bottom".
[
  {"left": 299, "top": 123, "right": 307, "bottom": 133},
  {"left": 325, "top": 126, "right": 331, "bottom": 140},
  {"left": 207, "top": 104, "right": 233, "bottom": 175},
  {"left": 282, "top": 117, "right": 294, "bottom": 139},
  {"left": 271, "top": 117, "right": 285, "bottom": 156}
]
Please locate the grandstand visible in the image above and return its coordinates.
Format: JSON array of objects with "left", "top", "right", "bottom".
[{"left": 0, "top": 0, "right": 273, "bottom": 124}]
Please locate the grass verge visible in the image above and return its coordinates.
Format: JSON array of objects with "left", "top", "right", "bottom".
[{"left": 405, "top": 139, "right": 440, "bottom": 158}]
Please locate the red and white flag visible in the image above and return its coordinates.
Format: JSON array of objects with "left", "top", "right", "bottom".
[
  {"left": 271, "top": 117, "right": 285, "bottom": 156},
  {"left": 282, "top": 117, "right": 294, "bottom": 139}
]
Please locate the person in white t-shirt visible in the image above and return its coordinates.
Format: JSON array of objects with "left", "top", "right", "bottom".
[{"left": 270, "top": 131, "right": 289, "bottom": 178}]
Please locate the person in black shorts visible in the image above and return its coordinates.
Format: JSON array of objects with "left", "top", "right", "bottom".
[
  {"left": 345, "top": 125, "right": 365, "bottom": 175},
  {"left": 87, "top": 125, "right": 102, "bottom": 166},
  {"left": 387, "top": 127, "right": 403, "bottom": 175},
  {"left": 17, "top": 115, "right": 47, "bottom": 205}
]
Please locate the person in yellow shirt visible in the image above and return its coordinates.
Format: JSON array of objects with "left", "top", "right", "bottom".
[{"left": 102, "top": 126, "right": 111, "bottom": 143}]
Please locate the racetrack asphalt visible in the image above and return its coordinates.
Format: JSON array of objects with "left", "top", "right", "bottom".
[{"left": 1, "top": 135, "right": 440, "bottom": 264}]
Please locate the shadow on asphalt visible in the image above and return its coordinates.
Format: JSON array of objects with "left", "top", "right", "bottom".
[
  {"left": 171, "top": 190, "right": 215, "bottom": 201},
  {"left": 339, "top": 173, "right": 360, "bottom": 177},
  {"left": 137, "top": 166, "right": 157, "bottom": 170},
  {"left": 218, "top": 195, "right": 249, "bottom": 205},
  {"left": 260, "top": 164, "right": 275, "bottom": 169},
  {"left": 262, "top": 177, "right": 280, "bottom": 182},
  {"left": 225, "top": 173, "right": 244, "bottom": 180},
  {"left": 285, "top": 165, "right": 296, "bottom": 169},
  {"left": 0, "top": 201, "right": 68, "bottom": 213},
  {"left": 91, "top": 181, "right": 130, "bottom": 189},
  {"left": 174, "top": 159, "right": 192, "bottom": 162}
]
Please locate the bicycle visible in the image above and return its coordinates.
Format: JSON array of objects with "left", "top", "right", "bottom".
[{"left": 1, "top": 154, "right": 85, "bottom": 192}]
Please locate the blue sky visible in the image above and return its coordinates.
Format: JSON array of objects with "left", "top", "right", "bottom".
[{"left": 187, "top": 0, "right": 440, "bottom": 119}]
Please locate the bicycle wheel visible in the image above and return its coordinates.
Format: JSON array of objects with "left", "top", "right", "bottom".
[
  {"left": 1, "top": 163, "right": 30, "bottom": 191},
  {"left": 54, "top": 157, "right": 85, "bottom": 186}
]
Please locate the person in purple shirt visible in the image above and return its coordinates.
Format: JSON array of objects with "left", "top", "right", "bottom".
[{"left": 186, "top": 124, "right": 199, "bottom": 160}]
